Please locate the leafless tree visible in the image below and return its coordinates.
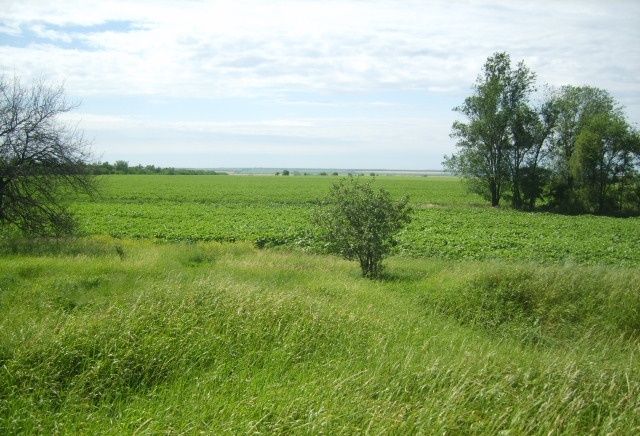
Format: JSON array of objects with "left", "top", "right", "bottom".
[{"left": 0, "top": 75, "right": 95, "bottom": 236}]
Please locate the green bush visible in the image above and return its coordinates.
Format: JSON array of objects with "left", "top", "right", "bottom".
[{"left": 313, "top": 177, "right": 412, "bottom": 278}]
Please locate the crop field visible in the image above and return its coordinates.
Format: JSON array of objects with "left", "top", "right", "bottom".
[{"left": 72, "top": 175, "right": 640, "bottom": 265}]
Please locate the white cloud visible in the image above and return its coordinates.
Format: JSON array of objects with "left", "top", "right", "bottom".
[
  {"left": 2, "top": 0, "right": 638, "bottom": 102},
  {"left": 66, "top": 111, "right": 449, "bottom": 145}
]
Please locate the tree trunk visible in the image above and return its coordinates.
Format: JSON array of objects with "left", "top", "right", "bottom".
[
  {"left": 598, "top": 177, "right": 606, "bottom": 214},
  {"left": 0, "top": 177, "right": 5, "bottom": 220},
  {"left": 511, "top": 183, "right": 522, "bottom": 209},
  {"left": 490, "top": 181, "right": 500, "bottom": 207},
  {"left": 359, "top": 257, "right": 367, "bottom": 277},
  {"left": 597, "top": 156, "right": 607, "bottom": 214}
]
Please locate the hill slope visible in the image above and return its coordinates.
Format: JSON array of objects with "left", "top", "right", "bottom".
[{"left": 1, "top": 239, "right": 638, "bottom": 433}]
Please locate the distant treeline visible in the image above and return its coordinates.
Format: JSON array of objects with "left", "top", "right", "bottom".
[{"left": 88, "top": 161, "right": 226, "bottom": 175}]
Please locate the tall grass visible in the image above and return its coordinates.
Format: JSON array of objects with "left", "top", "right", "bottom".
[{"left": 1, "top": 239, "right": 638, "bottom": 433}]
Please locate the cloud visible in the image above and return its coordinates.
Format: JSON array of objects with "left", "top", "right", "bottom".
[
  {"left": 66, "top": 111, "right": 448, "bottom": 145},
  {"left": 2, "top": 0, "right": 638, "bottom": 102},
  {"left": 2, "top": 0, "right": 639, "bottom": 167}
]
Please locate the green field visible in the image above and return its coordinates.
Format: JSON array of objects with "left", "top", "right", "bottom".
[
  {"left": 2, "top": 175, "right": 639, "bottom": 433},
  {"left": 74, "top": 175, "right": 640, "bottom": 265}
]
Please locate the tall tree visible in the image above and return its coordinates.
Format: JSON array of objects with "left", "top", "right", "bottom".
[
  {"left": 508, "top": 100, "right": 556, "bottom": 209},
  {"left": 446, "top": 53, "right": 510, "bottom": 206},
  {"left": 545, "top": 86, "right": 619, "bottom": 210},
  {"left": 570, "top": 112, "right": 639, "bottom": 213},
  {"left": 0, "top": 76, "right": 95, "bottom": 235},
  {"left": 445, "top": 55, "right": 639, "bottom": 214},
  {"left": 446, "top": 52, "right": 536, "bottom": 207}
]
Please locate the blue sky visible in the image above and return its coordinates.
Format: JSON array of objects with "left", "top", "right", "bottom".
[{"left": 1, "top": 0, "right": 639, "bottom": 169}]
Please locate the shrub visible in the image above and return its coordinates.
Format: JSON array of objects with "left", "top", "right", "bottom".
[{"left": 313, "top": 177, "right": 412, "bottom": 278}]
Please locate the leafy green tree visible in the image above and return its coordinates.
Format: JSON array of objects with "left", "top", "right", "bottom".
[
  {"left": 546, "top": 85, "right": 639, "bottom": 213},
  {"left": 0, "top": 76, "right": 95, "bottom": 235},
  {"left": 114, "top": 160, "right": 129, "bottom": 174},
  {"left": 570, "top": 113, "right": 639, "bottom": 213},
  {"left": 545, "top": 86, "right": 617, "bottom": 209},
  {"left": 446, "top": 52, "right": 535, "bottom": 207},
  {"left": 445, "top": 54, "right": 639, "bottom": 215},
  {"left": 313, "top": 177, "right": 412, "bottom": 278},
  {"left": 508, "top": 100, "right": 556, "bottom": 209}
]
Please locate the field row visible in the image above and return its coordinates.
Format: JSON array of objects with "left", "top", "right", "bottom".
[
  {"left": 73, "top": 176, "right": 640, "bottom": 266},
  {"left": 90, "top": 174, "right": 479, "bottom": 206}
]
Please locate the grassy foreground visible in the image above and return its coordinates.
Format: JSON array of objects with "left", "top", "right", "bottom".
[{"left": 1, "top": 239, "right": 638, "bottom": 433}]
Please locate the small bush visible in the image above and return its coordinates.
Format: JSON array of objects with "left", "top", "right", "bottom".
[{"left": 313, "top": 177, "right": 412, "bottom": 278}]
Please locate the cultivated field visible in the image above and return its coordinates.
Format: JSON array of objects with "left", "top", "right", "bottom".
[
  {"left": 1, "top": 175, "right": 639, "bottom": 433},
  {"left": 74, "top": 175, "right": 640, "bottom": 265}
]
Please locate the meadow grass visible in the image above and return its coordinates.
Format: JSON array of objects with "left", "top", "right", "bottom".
[{"left": 1, "top": 239, "right": 638, "bottom": 433}]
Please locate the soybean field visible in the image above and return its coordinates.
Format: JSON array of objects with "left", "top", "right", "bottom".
[{"left": 74, "top": 175, "right": 640, "bottom": 265}]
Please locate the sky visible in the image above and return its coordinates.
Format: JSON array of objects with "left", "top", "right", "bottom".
[{"left": 1, "top": 0, "right": 639, "bottom": 170}]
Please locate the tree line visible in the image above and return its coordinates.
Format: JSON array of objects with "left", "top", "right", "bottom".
[
  {"left": 445, "top": 52, "right": 640, "bottom": 215},
  {"left": 87, "top": 160, "right": 226, "bottom": 175}
]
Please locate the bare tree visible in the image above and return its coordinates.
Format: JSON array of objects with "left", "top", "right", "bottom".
[{"left": 0, "top": 75, "right": 95, "bottom": 236}]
